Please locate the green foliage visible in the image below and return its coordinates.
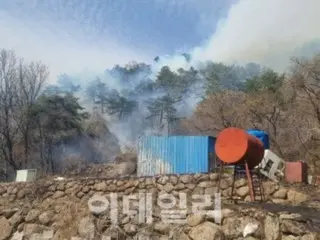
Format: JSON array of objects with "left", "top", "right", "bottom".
[
  {"left": 155, "top": 66, "right": 180, "bottom": 92},
  {"left": 244, "top": 69, "right": 285, "bottom": 93},
  {"left": 105, "top": 92, "right": 138, "bottom": 120},
  {"left": 147, "top": 95, "right": 179, "bottom": 121},
  {"left": 86, "top": 78, "right": 109, "bottom": 105},
  {"left": 31, "top": 93, "right": 88, "bottom": 142},
  {"left": 201, "top": 62, "right": 240, "bottom": 94}
]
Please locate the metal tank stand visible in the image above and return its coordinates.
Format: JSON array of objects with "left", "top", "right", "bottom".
[{"left": 217, "top": 161, "right": 265, "bottom": 202}]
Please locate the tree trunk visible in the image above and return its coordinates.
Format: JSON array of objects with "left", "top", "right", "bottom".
[{"left": 23, "top": 126, "right": 29, "bottom": 168}]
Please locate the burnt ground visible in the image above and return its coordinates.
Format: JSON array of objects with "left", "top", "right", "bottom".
[
  {"left": 224, "top": 199, "right": 320, "bottom": 232},
  {"left": 220, "top": 182, "right": 320, "bottom": 232},
  {"left": 243, "top": 202, "right": 320, "bottom": 232}
]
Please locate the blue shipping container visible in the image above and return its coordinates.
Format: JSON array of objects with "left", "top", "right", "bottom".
[
  {"left": 247, "top": 129, "right": 270, "bottom": 149},
  {"left": 137, "top": 136, "right": 216, "bottom": 177}
]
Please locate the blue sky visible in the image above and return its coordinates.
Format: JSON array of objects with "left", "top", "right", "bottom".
[
  {"left": 0, "top": 0, "right": 320, "bottom": 82},
  {"left": 0, "top": 0, "right": 234, "bottom": 54}
]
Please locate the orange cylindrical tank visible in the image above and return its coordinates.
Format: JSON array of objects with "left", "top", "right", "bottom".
[{"left": 215, "top": 127, "right": 265, "bottom": 169}]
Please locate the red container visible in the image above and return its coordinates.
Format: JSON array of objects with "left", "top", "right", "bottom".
[
  {"left": 215, "top": 127, "right": 265, "bottom": 169},
  {"left": 285, "top": 161, "right": 308, "bottom": 183}
]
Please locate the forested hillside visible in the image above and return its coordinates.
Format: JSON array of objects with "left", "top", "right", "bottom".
[{"left": 1, "top": 48, "right": 320, "bottom": 180}]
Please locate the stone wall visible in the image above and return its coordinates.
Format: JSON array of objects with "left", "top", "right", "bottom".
[{"left": 0, "top": 173, "right": 318, "bottom": 240}]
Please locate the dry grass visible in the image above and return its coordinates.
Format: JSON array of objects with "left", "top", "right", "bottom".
[
  {"left": 41, "top": 198, "right": 90, "bottom": 239},
  {"left": 84, "top": 113, "right": 111, "bottom": 138},
  {"left": 114, "top": 151, "right": 137, "bottom": 164},
  {"left": 61, "top": 154, "right": 88, "bottom": 174}
]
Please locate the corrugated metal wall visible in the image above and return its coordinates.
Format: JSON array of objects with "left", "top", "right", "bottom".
[{"left": 137, "top": 136, "right": 216, "bottom": 177}]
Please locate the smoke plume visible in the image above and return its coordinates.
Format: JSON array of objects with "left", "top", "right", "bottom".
[{"left": 190, "top": 0, "right": 320, "bottom": 72}]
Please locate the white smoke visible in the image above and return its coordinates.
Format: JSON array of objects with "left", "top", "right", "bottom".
[
  {"left": 196, "top": 0, "right": 320, "bottom": 71},
  {"left": 184, "top": 0, "right": 320, "bottom": 72}
]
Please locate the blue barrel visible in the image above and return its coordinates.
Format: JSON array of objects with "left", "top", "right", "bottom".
[{"left": 247, "top": 129, "right": 270, "bottom": 149}]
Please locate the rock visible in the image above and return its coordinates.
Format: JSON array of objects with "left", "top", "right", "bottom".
[
  {"left": 25, "top": 209, "right": 41, "bottom": 222},
  {"left": 103, "top": 225, "right": 126, "bottom": 240},
  {"left": 38, "top": 211, "right": 54, "bottom": 225},
  {"left": 174, "top": 232, "right": 190, "bottom": 240},
  {"left": 56, "top": 183, "right": 65, "bottom": 191},
  {"left": 94, "top": 182, "right": 107, "bottom": 191},
  {"left": 219, "top": 179, "right": 229, "bottom": 189},
  {"left": 287, "top": 190, "right": 308, "bottom": 204},
  {"left": 159, "top": 235, "right": 170, "bottom": 240},
  {"left": 281, "top": 219, "right": 309, "bottom": 236},
  {"left": 209, "top": 173, "right": 218, "bottom": 181},
  {"left": 17, "top": 223, "right": 24, "bottom": 232},
  {"left": 264, "top": 215, "right": 280, "bottom": 240},
  {"left": 236, "top": 186, "right": 249, "bottom": 197},
  {"left": 188, "top": 221, "right": 224, "bottom": 240},
  {"left": 154, "top": 222, "right": 170, "bottom": 234},
  {"left": 204, "top": 187, "right": 217, "bottom": 195},
  {"left": 192, "top": 187, "right": 204, "bottom": 195},
  {"left": 42, "top": 230, "right": 54, "bottom": 239},
  {"left": 23, "top": 224, "right": 44, "bottom": 236},
  {"left": 272, "top": 188, "right": 288, "bottom": 199},
  {"left": 1, "top": 208, "right": 19, "bottom": 218},
  {"left": 0, "top": 217, "right": 12, "bottom": 240},
  {"left": 187, "top": 214, "right": 205, "bottom": 227},
  {"left": 52, "top": 191, "right": 65, "bottom": 199},
  {"left": 48, "top": 185, "right": 56, "bottom": 191},
  {"left": 145, "top": 177, "right": 153, "bottom": 186},
  {"left": 123, "top": 223, "right": 137, "bottom": 235},
  {"left": 78, "top": 217, "right": 95, "bottom": 239},
  {"left": 234, "top": 178, "right": 247, "bottom": 188},
  {"left": 17, "top": 188, "right": 32, "bottom": 199},
  {"left": 282, "top": 236, "right": 300, "bottom": 240},
  {"left": 163, "top": 183, "right": 174, "bottom": 193},
  {"left": 66, "top": 181, "right": 76, "bottom": 188},
  {"left": 196, "top": 174, "right": 209, "bottom": 182},
  {"left": 170, "top": 176, "right": 178, "bottom": 185},
  {"left": 82, "top": 186, "right": 90, "bottom": 193},
  {"left": 244, "top": 237, "right": 259, "bottom": 240},
  {"left": 301, "top": 233, "right": 319, "bottom": 240},
  {"left": 10, "top": 231, "right": 24, "bottom": 240},
  {"left": 180, "top": 175, "right": 193, "bottom": 184},
  {"left": 29, "top": 233, "right": 43, "bottom": 240},
  {"left": 243, "top": 222, "right": 260, "bottom": 237},
  {"left": 9, "top": 212, "right": 23, "bottom": 227},
  {"left": 158, "top": 175, "right": 170, "bottom": 185},
  {"left": 198, "top": 181, "right": 215, "bottom": 188},
  {"left": 187, "top": 183, "right": 196, "bottom": 190},
  {"left": 77, "top": 191, "right": 85, "bottom": 199},
  {"left": 222, "top": 216, "right": 259, "bottom": 238},
  {"left": 206, "top": 208, "right": 234, "bottom": 224},
  {"left": 262, "top": 182, "right": 279, "bottom": 196}
]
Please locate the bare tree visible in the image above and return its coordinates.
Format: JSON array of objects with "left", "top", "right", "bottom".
[
  {"left": 15, "top": 61, "right": 48, "bottom": 167},
  {"left": 0, "top": 49, "right": 19, "bottom": 177},
  {"left": 0, "top": 49, "right": 48, "bottom": 178},
  {"left": 182, "top": 90, "right": 248, "bottom": 135},
  {"left": 291, "top": 55, "right": 320, "bottom": 125},
  {"left": 289, "top": 55, "right": 320, "bottom": 172}
]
